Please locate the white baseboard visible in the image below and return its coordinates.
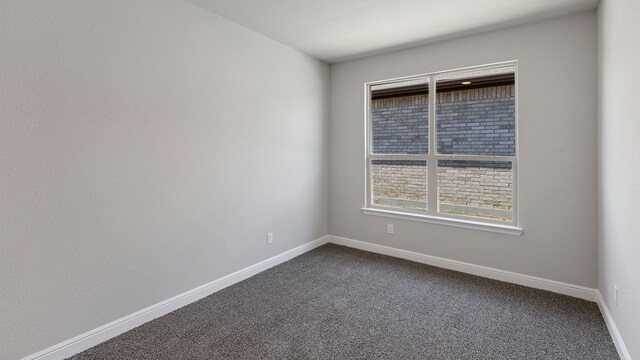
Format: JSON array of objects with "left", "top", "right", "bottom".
[
  {"left": 22, "top": 235, "right": 628, "bottom": 360},
  {"left": 596, "top": 290, "right": 632, "bottom": 360},
  {"left": 328, "top": 235, "right": 598, "bottom": 302},
  {"left": 21, "top": 235, "right": 330, "bottom": 360},
  {"left": 328, "top": 236, "right": 634, "bottom": 358}
]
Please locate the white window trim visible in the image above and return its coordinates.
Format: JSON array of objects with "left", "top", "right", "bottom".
[{"left": 363, "top": 60, "right": 522, "bottom": 235}]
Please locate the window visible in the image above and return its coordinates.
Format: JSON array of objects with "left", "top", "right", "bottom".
[{"left": 364, "top": 62, "right": 520, "bottom": 233}]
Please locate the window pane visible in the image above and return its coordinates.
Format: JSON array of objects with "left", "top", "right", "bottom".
[
  {"left": 436, "top": 69, "right": 515, "bottom": 156},
  {"left": 371, "top": 160, "right": 427, "bottom": 211},
  {"left": 371, "top": 82, "right": 429, "bottom": 154},
  {"left": 437, "top": 160, "right": 512, "bottom": 221}
]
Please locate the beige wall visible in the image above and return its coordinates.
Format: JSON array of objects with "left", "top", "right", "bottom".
[{"left": 0, "top": 1, "right": 329, "bottom": 359}]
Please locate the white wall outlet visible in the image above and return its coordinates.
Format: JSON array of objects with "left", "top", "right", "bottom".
[
  {"left": 614, "top": 285, "right": 618, "bottom": 307},
  {"left": 387, "top": 224, "right": 394, "bottom": 234},
  {"left": 267, "top": 232, "right": 273, "bottom": 245}
]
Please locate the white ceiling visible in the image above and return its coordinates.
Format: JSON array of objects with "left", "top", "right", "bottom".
[{"left": 186, "top": 0, "right": 598, "bottom": 63}]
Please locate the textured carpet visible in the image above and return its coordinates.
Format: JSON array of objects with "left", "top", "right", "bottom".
[{"left": 69, "top": 244, "right": 618, "bottom": 359}]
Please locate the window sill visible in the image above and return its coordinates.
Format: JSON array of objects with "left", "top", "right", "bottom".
[{"left": 361, "top": 207, "right": 523, "bottom": 236}]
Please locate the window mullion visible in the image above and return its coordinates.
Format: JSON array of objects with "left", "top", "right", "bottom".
[
  {"left": 369, "top": 154, "right": 427, "bottom": 161},
  {"left": 365, "top": 61, "right": 518, "bottom": 226},
  {"left": 427, "top": 75, "right": 437, "bottom": 214},
  {"left": 365, "top": 83, "right": 372, "bottom": 208},
  {"left": 434, "top": 155, "right": 516, "bottom": 162}
]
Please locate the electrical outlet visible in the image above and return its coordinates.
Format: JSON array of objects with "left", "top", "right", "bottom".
[
  {"left": 387, "top": 224, "right": 394, "bottom": 234},
  {"left": 267, "top": 232, "right": 273, "bottom": 245},
  {"left": 614, "top": 285, "right": 618, "bottom": 307}
]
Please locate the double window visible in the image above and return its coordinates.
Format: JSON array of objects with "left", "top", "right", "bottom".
[{"left": 364, "top": 62, "right": 519, "bottom": 230}]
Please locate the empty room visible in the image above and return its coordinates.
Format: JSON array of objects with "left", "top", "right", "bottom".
[{"left": 1, "top": 0, "right": 638, "bottom": 359}]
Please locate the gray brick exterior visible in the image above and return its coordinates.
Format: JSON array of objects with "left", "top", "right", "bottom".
[
  {"left": 436, "top": 85, "right": 515, "bottom": 155},
  {"left": 371, "top": 85, "right": 515, "bottom": 156},
  {"left": 372, "top": 94, "right": 428, "bottom": 154},
  {"left": 370, "top": 85, "right": 515, "bottom": 220}
]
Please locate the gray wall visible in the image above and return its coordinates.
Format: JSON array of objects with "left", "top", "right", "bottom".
[
  {"left": 0, "top": 1, "right": 329, "bottom": 359},
  {"left": 598, "top": 0, "right": 640, "bottom": 358},
  {"left": 330, "top": 12, "right": 598, "bottom": 286}
]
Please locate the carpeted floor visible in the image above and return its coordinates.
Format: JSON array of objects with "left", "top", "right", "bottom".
[{"left": 69, "top": 244, "right": 618, "bottom": 359}]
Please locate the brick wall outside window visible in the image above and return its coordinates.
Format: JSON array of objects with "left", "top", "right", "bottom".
[{"left": 371, "top": 85, "right": 514, "bottom": 219}]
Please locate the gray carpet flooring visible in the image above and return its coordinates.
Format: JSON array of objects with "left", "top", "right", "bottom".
[{"left": 69, "top": 244, "right": 618, "bottom": 359}]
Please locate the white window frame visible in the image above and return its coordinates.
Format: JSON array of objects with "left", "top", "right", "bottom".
[{"left": 362, "top": 61, "right": 522, "bottom": 236}]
